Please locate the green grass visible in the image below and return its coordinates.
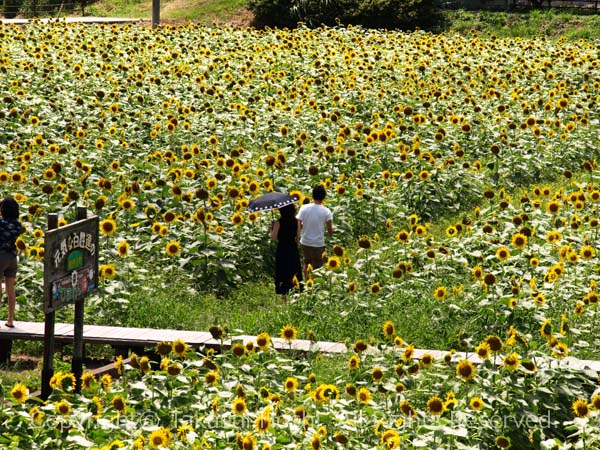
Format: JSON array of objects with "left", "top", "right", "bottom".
[
  {"left": 85, "top": 0, "right": 150, "bottom": 17},
  {"left": 118, "top": 277, "right": 281, "bottom": 332},
  {"left": 86, "top": 272, "right": 470, "bottom": 351},
  {"left": 86, "top": 0, "right": 250, "bottom": 24},
  {"left": 166, "top": 0, "right": 248, "bottom": 23},
  {"left": 440, "top": 8, "right": 600, "bottom": 39}
]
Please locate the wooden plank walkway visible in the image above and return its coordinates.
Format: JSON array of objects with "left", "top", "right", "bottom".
[
  {"left": 0, "top": 321, "right": 348, "bottom": 353},
  {"left": 1, "top": 17, "right": 143, "bottom": 25},
  {"left": 1, "top": 322, "right": 600, "bottom": 372}
]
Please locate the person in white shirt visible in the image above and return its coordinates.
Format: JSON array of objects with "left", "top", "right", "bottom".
[{"left": 296, "top": 184, "right": 333, "bottom": 279}]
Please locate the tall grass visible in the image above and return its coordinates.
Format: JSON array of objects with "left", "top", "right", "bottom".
[
  {"left": 86, "top": 0, "right": 249, "bottom": 24},
  {"left": 441, "top": 8, "right": 600, "bottom": 39},
  {"left": 85, "top": 0, "right": 151, "bottom": 18}
]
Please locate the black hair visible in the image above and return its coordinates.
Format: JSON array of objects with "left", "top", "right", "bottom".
[
  {"left": 279, "top": 203, "right": 296, "bottom": 221},
  {"left": 0, "top": 197, "right": 19, "bottom": 220},
  {"left": 312, "top": 184, "right": 326, "bottom": 201}
]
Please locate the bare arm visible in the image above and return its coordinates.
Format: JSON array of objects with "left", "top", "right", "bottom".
[
  {"left": 296, "top": 219, "right": 302, "bottom": 244},
  {"left": 326, "top": 219, "right": 333, "bottom": 236},
  {"left": 270, "top": 220, "right": 280, "bottom": 241}
]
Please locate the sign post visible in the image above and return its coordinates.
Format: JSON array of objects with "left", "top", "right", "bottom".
[
  {"left": 41, "top": 208, "right": 99, "bottom": 398},
  {"left": 41, "top": 213, "right": 58, "bottom": 400},
  {"left": 152, "top": 0, "right": 160, "bottom": 28}
]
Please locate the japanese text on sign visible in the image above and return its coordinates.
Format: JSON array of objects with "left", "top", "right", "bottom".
[{"left": 53, "top": 232, "right": 96, "bottom": 269}]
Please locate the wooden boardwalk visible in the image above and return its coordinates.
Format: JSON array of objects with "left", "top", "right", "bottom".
[
  {"left": 0, "top": 321, "right": 347, "bottom": 354},
  {"left": 1, "top": 321, "right": 600, "bottom": 372}
]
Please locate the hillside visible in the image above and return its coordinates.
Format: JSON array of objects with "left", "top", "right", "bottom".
[
  {"left": 86, "top": 0, "right": 253, "bottom": 26},
  {"left": 83, "top": 0, "right": 600, "bottom": 38}
]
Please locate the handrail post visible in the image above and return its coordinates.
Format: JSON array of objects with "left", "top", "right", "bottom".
[
  {"left": 72, "top": 206, "right": 87, "bottom": 393},
  {"left": 152, "top": 0, "right": 160, "bottom": 28},
  {"left": 41, "top": 213, "right": 58, "bottom": 400}
]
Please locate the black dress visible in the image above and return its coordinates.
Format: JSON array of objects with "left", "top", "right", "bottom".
[{"left": 274, "top": 217, "right": 303, "bottom": 295}]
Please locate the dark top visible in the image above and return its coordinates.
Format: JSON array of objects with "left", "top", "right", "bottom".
[
  {"left": 0, "top": 219, "right": 22, "bottom": 256},
  {"left": 274, "top": 217, "right": 302, "bottom": 295}
]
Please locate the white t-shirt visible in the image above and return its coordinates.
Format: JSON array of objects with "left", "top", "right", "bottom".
[{"left": 296, "top": 203, "right": 333, "bottom": 248}]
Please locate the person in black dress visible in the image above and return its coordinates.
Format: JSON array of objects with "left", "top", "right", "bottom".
[{"left": 270, "top": 204, "right": 302, "bottom": 298}]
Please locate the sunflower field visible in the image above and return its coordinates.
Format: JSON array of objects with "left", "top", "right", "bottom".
[{"left": 1, "top": 19, "right": 600, "bottom": 449}]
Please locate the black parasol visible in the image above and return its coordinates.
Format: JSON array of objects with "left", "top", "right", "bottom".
[{"left": 246, "top": 191, "right": 299, "bottom": 213}]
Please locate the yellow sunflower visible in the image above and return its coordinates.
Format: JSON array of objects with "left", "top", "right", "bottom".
[
  {"left": 475, "top": 342, "right": 491, "bottom": 360},
  {"left": 403, "top": 344, "right": 415, "bottom": 362},
  {"left": 469, "top": 397, "right": 484, "bottom": 410},
  {"left": 572, "top": 399, "right": 590, "bottom": 418},
  {"left": 280, "top": 325, "right": 298, "bottom": 341},
  {"left": 382, "top": 320, "right": 395, "bottom": 339},
  {"left": 205, "top": 371, "right": 219, "bottom": 386},
  {"left": 433, "top": 286, "right": 447, "bottom": 300},
  {"left": 456, "top": 359, "right": 476, "bottom": 382},
  {"left": 116, "top": 240, "right": 129, "bottom": 257},
  {"left": 111, "top": 395, "right": 127, "bottom": 413},
  {"left": 165, "top": 240, "right": 182, "bottom": 257},
  {"left": 100, "top": 218, "right": 117, "bottom": 236},
  {"left": 100, "top": 264, "right": 116, "bottom": 280},
  {"left": 29, "top": 406, "right": 44, "bottom": 423},
  {"left": 502, "top": 352, "right": 520, "bottom": 371},
  {"left": 256, "top": 332, "right": 271, "bottom": 351},
  {"left": 496, "top": 246, "right": 510, "bottom": 261},
  {"left": 10, "top": 383, "right": 28, "bottom": 404},
  {"left": 284, "top": 376, "right": 299, "bottom": 393},
  {"left": 232, "top": 397, "right": 247, "bottom": 415},
  {"left": 55, "top": 399, "right": 72, "bottom": 417},
  {"left": 540, "top": 319, "right": 552, "bottom": 340},
  {"left": 580, "top": 245, "right": 595, "bottom": 260},
  {"left": 347, "top": 354, "right": 360, "bottom": 370},
  {"left": 255, "top": 411, "right": 271, "bottom": 433},
  {"left": 326, "top": 256, "right": 340, "bottom": 270},
  {"left": 148, "top": 428, "right": 171, "bottom": 449},
  {"left": 172, "top": 339, "right": 189, "bottom": 358},
  {"left": 356, "top": 387, "right": 372, "bottom": 404},
  {"left": 427, "top": 396, "right": 445, "bottom": 415}
]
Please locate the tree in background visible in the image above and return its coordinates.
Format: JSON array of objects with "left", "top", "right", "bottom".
[
  {"left": 247, "top": 0, "right": 436, "bottom": 29},
  {"left": 2, "top": 0, "right": 87, "bottom": 18}
]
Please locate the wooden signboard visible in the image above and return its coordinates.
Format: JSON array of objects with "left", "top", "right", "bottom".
[
  {"left": 41, "top": 209, "right": 99, "bottom": 398},
  {"left": 43, "top": 213, "right": 99, "bottom": 313}
]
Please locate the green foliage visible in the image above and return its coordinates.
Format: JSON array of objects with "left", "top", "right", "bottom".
[
  {"left": 247, "top": 0, "right": 436, "bottom": 28},
  {"left": 1, "top": 338, "right": 599, "bottom": 449},
  {"left": 354, "top": 0, "right": 436, "bottom": 29},
  {"left": 2, "top": 0, "right": 20, "bottom": 18},
  {"left": 246, "top": 0, "right": 297, "bottom": 27},
  {"left": 440, "top": 8, "right": 600, "bottom": 39},
  {"left": 117, "top": 278, "right": 283, "bottom": 332},
  {"left": 1, "top": 0, "right": 87, "bottom": 18},
  {"left": 85, "top": 0, "right": 150, "bottom": 18},
  {"left": 0, "top": 361, "right": 40, "bottom": 391}
]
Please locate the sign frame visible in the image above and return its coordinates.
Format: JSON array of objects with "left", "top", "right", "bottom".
[
  {"left": 43, "top": 214, "right": 99, "bottom": 313},
  {"left": 41, "top": 209, "right": 99, "bottom": 398}
]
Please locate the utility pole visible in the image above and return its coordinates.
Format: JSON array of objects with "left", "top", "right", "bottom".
[{"left": 152, "top": 0, "right": 160, "bottom": 28}]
